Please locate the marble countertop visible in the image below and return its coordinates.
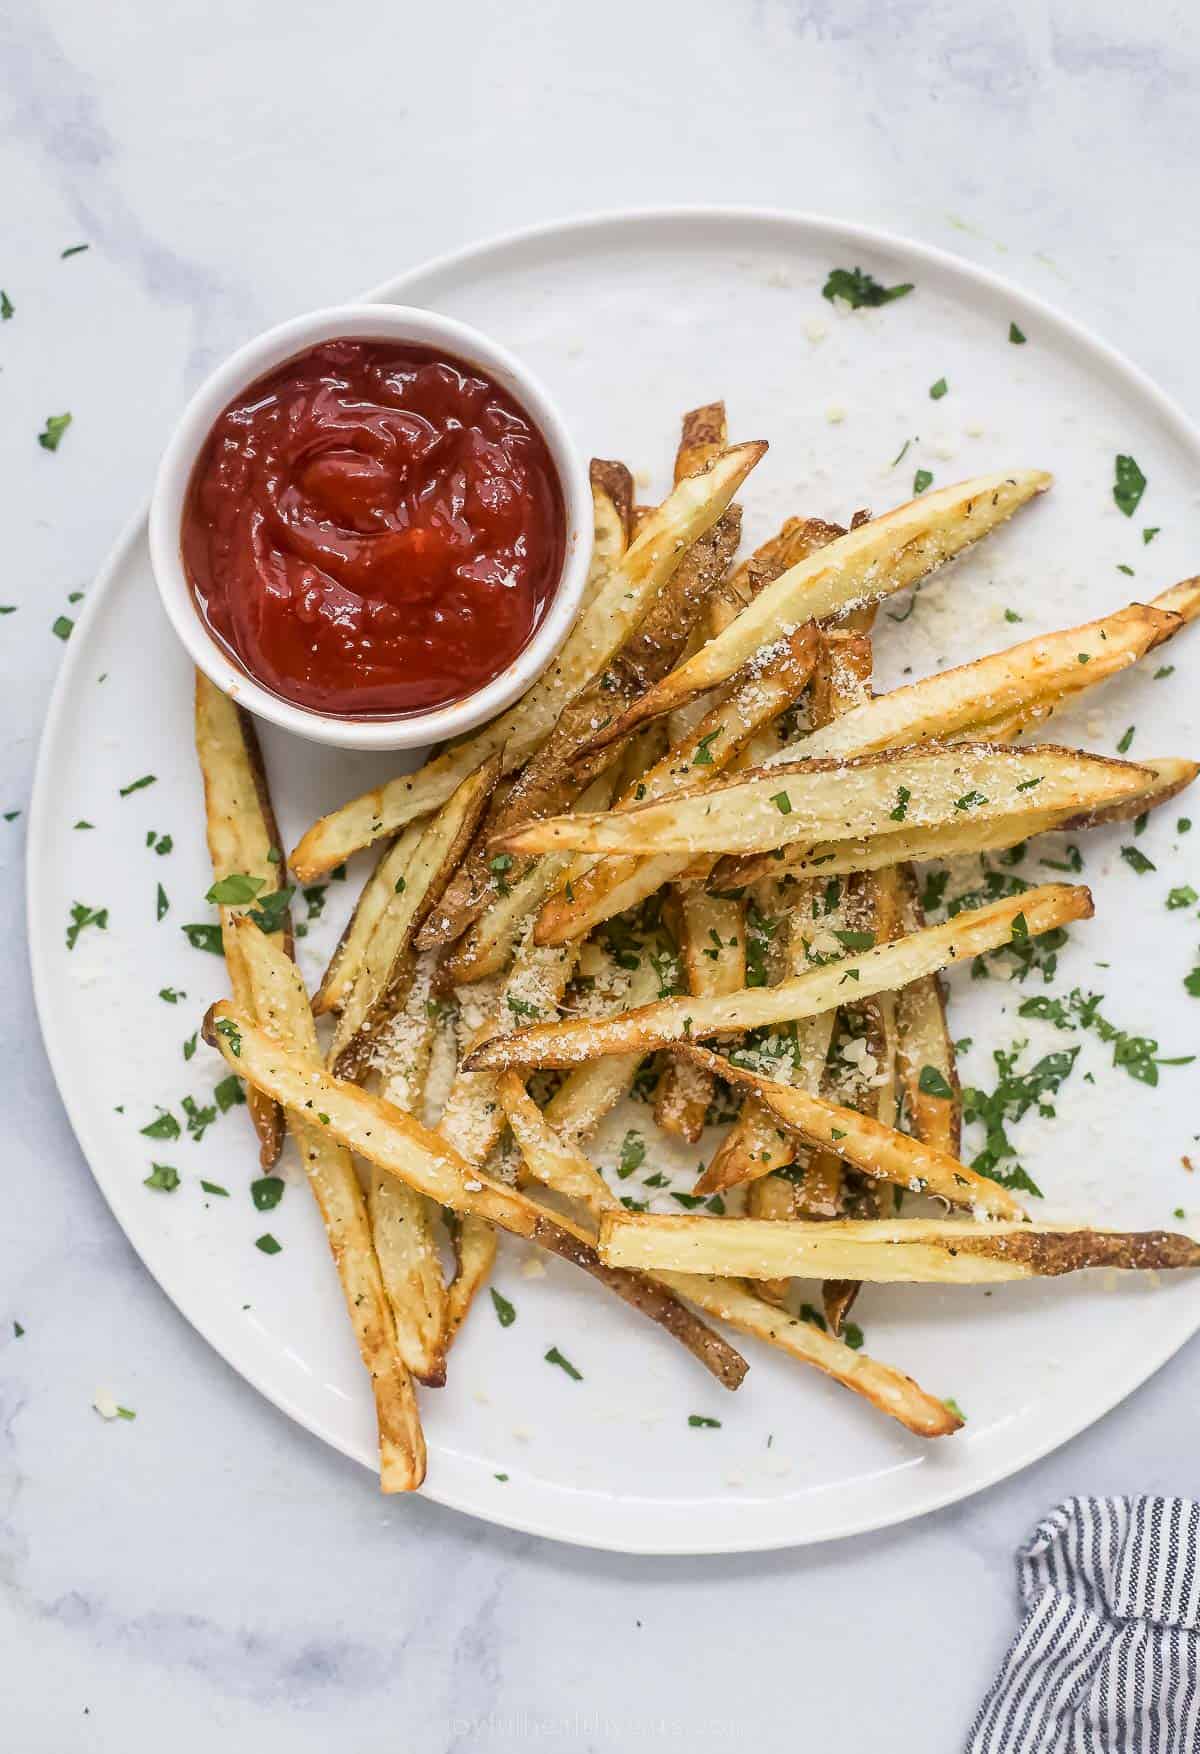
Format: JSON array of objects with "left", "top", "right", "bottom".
[{"left": 4, "top": 3, "right": 1200, "bottom": 1747}]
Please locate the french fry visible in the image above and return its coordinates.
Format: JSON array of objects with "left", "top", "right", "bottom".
[
  {"left": 329, "top": 756, "right": 499, "bottom": 1077},
  {"left": 892, "top": 864, "right": 960, "bottom": 1155},
  {"left": 194, "top": 671, "right": 291, "bottom": 1167},
  {"left": 313, "top": 822, "right": 424, "bottom": 1017},
  {"left": 678, "top": 1046, "right": 1023, "bottom": 1220},
  {"left": 465, "top": 885, "right": 1093, "bottom": 1071},
  {"left": 290, "top": 442, "right": 766, "bottom": 880},
  {"left": 543, "top": 955, "right": 664, "bottom": 1138},
  {"left": 586, "top": 458, "right": 634, "bottom": 602},
  {"left": 202, "top": 1001, "right": 749, "bottom": 1390},
  {"left": 365, "top": 952, "right": 449, "bottom": 1386},
  {"left": 578, "top": 470, "right": 1051, "bottom": 750},
  {"left": 502, "top": 743, "right": 1154, "bottom": 860},
  {"left": 1059, "top": 755, "right": 1199, "bottom": 831},
  {"left": 598, "top": 1212, "right": 1200, "bottom": 1283},
  {"left": 227, "top": 920, "right": 425, "bottom": 1491},
  {"left": 798, "top": 598, "right": 1188, "bottom": 761},
  {"left": 531, "top": 627, "right": 820, "bottom": 945},
  {"left": 496, "top": 1078, "right": 957, "bottom": 1438}
]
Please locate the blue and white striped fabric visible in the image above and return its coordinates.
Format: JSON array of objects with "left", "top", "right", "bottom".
[{"left": 968, "top": 1497, "right": 1200, "bottom": 1752}]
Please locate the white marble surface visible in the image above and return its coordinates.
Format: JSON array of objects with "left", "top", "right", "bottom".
[{"left": 4, "top": 2, "right": 1200, "bottom": 1747}]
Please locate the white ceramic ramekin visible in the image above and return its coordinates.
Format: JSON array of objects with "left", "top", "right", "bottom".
[{"left": 148, "top": 303, "right": 592, "bottom": 751}]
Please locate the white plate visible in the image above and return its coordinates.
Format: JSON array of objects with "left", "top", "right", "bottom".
[{"left": 28, "top": 209, "right": 1200, "bottom": 1554}]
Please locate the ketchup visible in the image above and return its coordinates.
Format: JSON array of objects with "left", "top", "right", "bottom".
[{"left": 181, "top": 339, "right": 566, "bottom": 717}]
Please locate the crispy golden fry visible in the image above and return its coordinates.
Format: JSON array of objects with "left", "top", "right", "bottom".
[
  {"left": 680, "top": 1046, "right": 1023, "bottom": 1219},
  {"left": 531, "top": 627, "right": 820, "bottom": 945},
  {"left": 505, "top": 743, "right": 1153, "bottom": 860},
  {"left": 202, "top": 1001, "right": 749, "bottom": 1390},
  {"left": 424, "top": 510, "right": 745, "bottom": 952},
  {"left": 542, "top": 956, "right": 663, "bottom": 1138},
  {"left": 496, "top": 1075, "right": 957, "bottom": 1437},
  {"left": 1060, "top": 756, "right": 1199, "bottom": 830},
  {"left": 893, "top": 865, "right": 960, "bottom": 1156},
  {"left": 194, "top": 671, "right": 291, "bottom": 1167},
  {"left": 465, "top": 885, "right": 1092, "bottom": 1071},
  {"left": 329, "top": 757, "right": 499, "bottom": 1078},
  {"left": 313, "top": 824, "right": 424, "bottom": 1017},
  {"left": 587, "top": 459, "right": 634, "bottom": 585},
  {"left": 598, "top": 1212, "right": 1200, "bottom": 1283},
  {"left": 579, "top": 470, "right": 1051, "bottom": 750},
  {"left": 228, "top": 920, "right": 425, "bottom": 1491},
  {"left": 799, "top": 597, "right": 1189, "bottom": 761},
  {"left": 675, "top": 402, "right": 728, "bottom": 479},
  {"left": 290, "top": 442, "right": 766, "bottom": 880},
  {"left": 365, "top": 953, "right": 449, "bottom": 1386},
  {"left": 498, "top": 1074, "right": 748, "bottom": 1388}
]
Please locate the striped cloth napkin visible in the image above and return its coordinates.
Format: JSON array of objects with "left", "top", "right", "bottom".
[{"left": 968, "top": 1497, "right": 1200, "bottom": 1752}]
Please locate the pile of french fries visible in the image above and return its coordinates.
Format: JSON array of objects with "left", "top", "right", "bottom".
[{"left": 195, "top": 405, "right": 1200, "bottom": 1491}]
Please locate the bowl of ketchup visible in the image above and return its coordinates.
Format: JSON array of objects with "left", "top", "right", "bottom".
[{"left": 150, "top": 304, "right": 591, "bottom": 750}]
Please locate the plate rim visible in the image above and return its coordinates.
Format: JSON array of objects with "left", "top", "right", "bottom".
[{"left": 27, "top": 203, "right": 1200, "bottom": 1554}]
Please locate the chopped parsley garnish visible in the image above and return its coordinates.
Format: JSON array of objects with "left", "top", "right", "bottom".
[
  {"left": 1167, "top": 886, "right": 1198, "bottom": 910},
  {"left": 944, "top": 1397, "right": 967, "bottom": 1421},
  {"left": 833, "top": 929, "right": 875, "bottom": 951},
  {"left": 215, "top": 1018, "right": 243, "bottom": 1057},
  {"left": 74, "top": 820, "right": 93, "bottom": 829},
  {"left": 52, "top": 615, "right": 73, "bottom": 641},
  {"left": 255, "top": 1233, "right": 282, "bottom": 1255},
  {"left": 843, "top": 1323, "right": 865, "bottom": 1351},
  {"left": 1039, "top": 844, "right": 1082, "bottom": 874},
  {"left": 158, "top": 987, "right": 184, "bottom": 1004},
  {"left": 182, "top": 923, "right": 223, "bottom": 953},
  {"left": 156, "top": 883, "right": 168, "bottom": 921},
  {"left": 0, "top": 291, "right": 12, "bottom": 320},
  {"left": 506, "top": 993, "right": 539, "bottom": 1021},
  {"left": 890, "top": 438, "right": 912, "bottom": 468},
  {"left": 929, "top": 377, "right": 948, "bottom": 400},
  {"left": 544, "top": 1345, "right": 582, "bottom": 1380},
  {"left": 954, "top": 790, "right": 987, "bottom": 811},
  {"left": 38, "top": 412, "right": 72, "bottom": 452},
  {"left": 119, "top": 773, "right": 156, "bottom": 797},
  {"left": 671, "top": 1191, "right": 705, "bottom": 1210},
  {"left": 799, "top": 1303, "right": 827, "bottom": 1331},
  {"left": 247, "top": 887, "right": 293, "bottom": 933},
  {"left": 251, "top": 1176, "right": 284, "bottom": 1211},
  {"left": 394, "top": 875, "right": 406, "bottom": 893},
  {"left": 617, "top": 1130, "right": 646, "bottom": 1178},
  {"left": 890, "top": 785, "right": 911, "bottom": 822},
  {"left": 61, "top": 243, "right": 89, "bottom": 258},
  {"left": 489, "top": 853, "right": 514, "bottom": 894},
  {"left": 147, "top": 831, "right": 172, "bottom": 854},
  {"left": 1011, "top": 911, "right": 1029, "bottom": 941},
  {"left": 143, "top": 1163, "right": 180, "bottom": 1192},
  {"left": 13, "top": 1321, "right": 23, "bottom": 1337},
  {"left": 1143, "top": 526, "right": 1161, "bottom": 544},
  {"left": 182, "top": 1033, "right": 197, "bottom": 1061},
  {"left": 692, "top": 728, "right": 723, "bottom": 765},
  {"left": 1077, "top": 652, "right": 1091, "bottom": 664},
  {"left": 214, "top": 1074, "right": 244, "bottom": 1112},
  {"left": 688, "top": 1415, "right": 721, "bottom": 1428},
  {"left": 770, "top": 790, "right": 792, "bottom": 815},
  {"left": 1018, "top": 987, "right": 1193, "bottom": 1087},
  {"left": 490, "top": 1288, "right": 516, "bottom": 1327},
  {"left": 200, "top": 1180, "right": 229, "bottom": 1197},
  {"left": 1113, "top": 454, "right": 1147, "bottom": 518},
  {"left": 745, "top": 901, "right": 779, "bottom": 987},
  {"left": 182, "top": 1096, "right": 216, "bottom": 1141},
  {"left": 1016, "top": 777, "right": 1043, "bottom": 793},
  {"left": 961, "top": 1041, "right": 1076, "bottom": 1195},
  {"left": 207, "top": 872, "right": 264, "bottom": 905},
  {"left": 1185, "top": 969, "right": 1200, "bottom": 998},
  {"left": 1180, "top": 819, "right": 1192, "bottom": 834},
  {"left": 1117, "top": 564, "right": 1135, "bottom": 577},
  {"left": 1008, "top": 323, "right": 1026, "bottom": 345},
  {"left": 65, "top": 901, "right": 108, "bottom": 949},
  {"left": 1121, "top": 845, "right": 1156, "bottom": 875},
  {"left": 1116, "top": 726, "right": 1135, "bottom": 754},
  {"left": 913, "top": 468, "right": 933, "bottom": 495},
  {"left": 822, "top": 267, "right": 913, "bottom": 309},
  {"left": 918, "top": 1065, "right": 954, "bottom": 1099},
  {"left": 1155, "top": 665, "right": 1175, "bottom": 680},
  {"left": 1005, "top": 608, "right": 1023, "bottom": 623},
  {"left": 266, "top": 846, "right": 282, "bottom": 864}
]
